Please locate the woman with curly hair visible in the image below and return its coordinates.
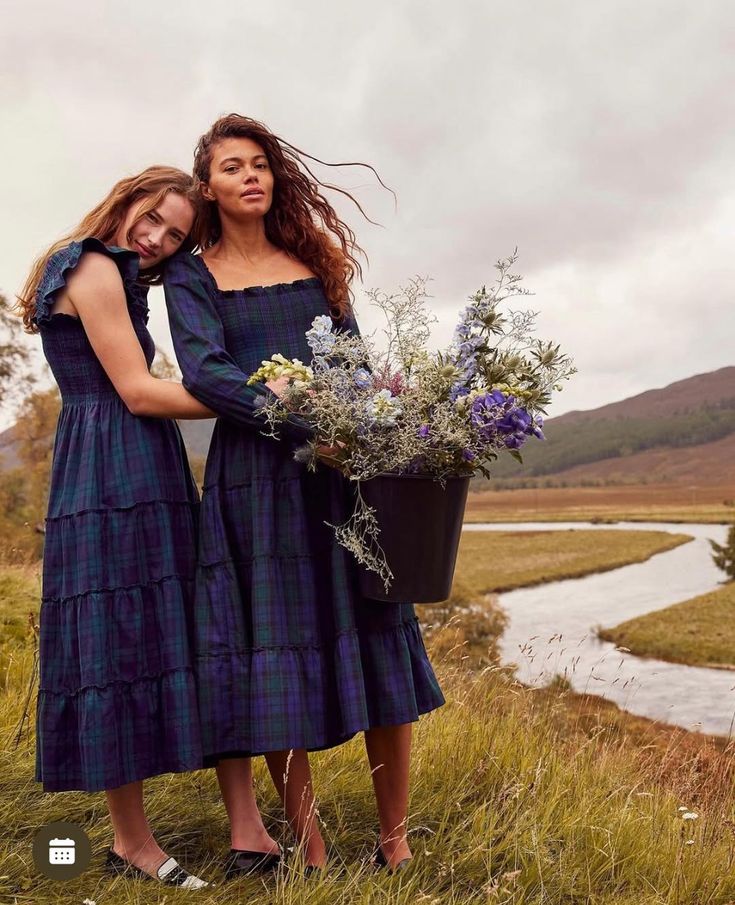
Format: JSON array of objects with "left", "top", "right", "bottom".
[{"left": 163, "top": 115, "right": 444, "bottom": 877}]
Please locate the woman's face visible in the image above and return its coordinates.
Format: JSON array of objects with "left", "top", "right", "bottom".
[
  {"left": 201, "top": 137, "right": 274, "bottom": 222},
  {"left": 115, "top": 191, "right": 194, "bottom": 269}
]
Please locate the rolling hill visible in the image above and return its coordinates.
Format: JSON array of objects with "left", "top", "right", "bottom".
[{"left": 479, "top": 366, "right": 735, "bottom": 487}]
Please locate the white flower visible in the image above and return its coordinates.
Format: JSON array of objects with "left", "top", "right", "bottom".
[
  {"left": 677, "top": 806, "right": 689, "bottom": 812},
  {"left": 306, "top": 315, "right": 336, "bottom": 355},
  {"left": 365, "top": 388, "right": 402, "bottom": 426},
  {"left": 681, "top": 812, "right": 699, "bottom": 821},
  {"left": 310, "top": 314, "right": 333, "bottom": 332}
]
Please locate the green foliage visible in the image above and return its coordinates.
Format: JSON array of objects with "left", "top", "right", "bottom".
[{"left": 710, "top": 524, "right": 735, "bottom": 581}]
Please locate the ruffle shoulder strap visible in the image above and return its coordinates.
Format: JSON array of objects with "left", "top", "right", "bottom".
[{"left": 34, "top": 238, "right": 141, "bottom": 327}]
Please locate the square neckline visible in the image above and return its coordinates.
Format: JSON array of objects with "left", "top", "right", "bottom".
[{"left": 191, "top": 253, "right": 322, "bottom": 298}]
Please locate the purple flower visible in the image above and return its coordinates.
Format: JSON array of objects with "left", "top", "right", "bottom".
[
  {"left": 458, "top": 335, "right": 485, "bottom": 357},
  {"left": 497, "top": 407, "right": 531, "bottom": 434},
  {"left": 418, "top": 424, "right": 431, "bottom": 438},
  {"left": 504, "top": 433, "right": 526, "bottom": 450},
  {"left": 468, "top": 390, "right": 543, "bottom": 453},
  {"left": 449, "top": 383, "right": 470, "bottom": 403},
  {"left": 462, "top": 448, "right": 476, "bottom": 461},
  {"left": 353, "top": 367, "right": 372, "bottom": 389}
]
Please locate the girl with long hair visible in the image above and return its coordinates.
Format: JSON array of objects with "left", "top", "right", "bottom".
[
  {"left": 18, "top": 166, "right": 215, "bottom": 889},
  {"left": 163, "top": 116, "right": 444, "bottom": 876}
]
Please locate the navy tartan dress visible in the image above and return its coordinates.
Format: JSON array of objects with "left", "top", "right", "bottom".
[
  {"left": 34, "top": 238, "right": 202, "bottom": 792},
  {"left": 163, "top": 252, "right": 444, "bottom": 762}
]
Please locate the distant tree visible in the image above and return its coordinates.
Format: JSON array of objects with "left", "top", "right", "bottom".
[
  {"left": 151, "top": 346, "right": 181, "bottom": 381},
  {"left": 710, "top": 525, "right": 735, "bottom": 581},
  {"left": 13, "top": 386, "right": 61, "bottom": 519},
  {"left": 0, "top": 292, "right": 36, "bottom": 408},
  {"left": 0, "top": 386, "right": 61, "bottom": 560}
]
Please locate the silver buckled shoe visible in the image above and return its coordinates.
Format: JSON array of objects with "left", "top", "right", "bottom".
[{"left": 105, "top": 848, "right": 209, "bottom": 889}]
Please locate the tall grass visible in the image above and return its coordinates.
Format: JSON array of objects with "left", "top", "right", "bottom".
[{"left": 3, "top": 528, "right": 735, "bottom": 904}]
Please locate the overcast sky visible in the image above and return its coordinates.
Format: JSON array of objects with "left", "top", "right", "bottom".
[{"left": 2, "top": 0, "right": 733, "bottom": 428}]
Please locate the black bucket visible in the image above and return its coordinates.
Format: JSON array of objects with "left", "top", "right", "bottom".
[{"left": 355, "top": 473, "right": 471, "bottom": 603}]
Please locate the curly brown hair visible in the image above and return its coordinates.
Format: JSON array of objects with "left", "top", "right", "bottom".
[
  {"left": 192, "top": 114, "right": 391, "bottom": 322},
  {"left": 17, "top": 166, "right": 196, "bottom": 334}
]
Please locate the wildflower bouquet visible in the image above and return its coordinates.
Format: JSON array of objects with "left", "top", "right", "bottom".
[{"left": 248, "top": 251, "right": 576, "bottom": 597}]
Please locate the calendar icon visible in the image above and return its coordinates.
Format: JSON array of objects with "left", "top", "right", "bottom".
[{"left": 48, "top": 838, "right": 76, "bottom": 865}]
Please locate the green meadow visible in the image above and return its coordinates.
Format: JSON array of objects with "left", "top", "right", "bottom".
[{"left": 600, "top": 581, "right": 735, "bottom": 670}]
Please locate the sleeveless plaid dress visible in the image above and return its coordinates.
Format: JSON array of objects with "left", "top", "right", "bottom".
[
  {"left": 163, "top": 251, "right": 444, "bottom": 763},
  {"left": 34, "top": 238, "right": 202, "bottom": 791}
]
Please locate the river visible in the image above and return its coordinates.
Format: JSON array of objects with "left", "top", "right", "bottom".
[{"left": 462, "top": 522, "right": 733, "bottom": 737}]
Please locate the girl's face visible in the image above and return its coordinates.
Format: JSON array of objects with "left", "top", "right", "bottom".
[
  {"left": 201, "top": 137, "right": 274, "bottom": 223},
  {"left": 115, "top": 191, "right": 194, "bottom": 269}
]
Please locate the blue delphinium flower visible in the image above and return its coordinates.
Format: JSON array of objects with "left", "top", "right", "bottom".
[
  {"left": 353, "top": 367, "right": 372, "bottom": 389},
  {"left": 449, "top": 383, "right": 471, "bottom": 403},
  {"left": 306, "top": 314, "right": 336, "bottom": 356},
  {"left": 448, "top": 317, "right": 484, "bottom": 400},
  {"left": 458, "top": 334, "right": 485, "bottom": 358}
]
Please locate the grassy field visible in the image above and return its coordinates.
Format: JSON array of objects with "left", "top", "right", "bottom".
[
  {"left": 465, "top": 482, "right": 735, "bottom": 525},
  {"left": 599, "top": 581, "right": 735, "bottom": 670},
  {"left": 451, "top": 528, "right": 690, "bottom": 594},
  {"left": 6, "top": 528, "right": 735, "bottom": 904}
]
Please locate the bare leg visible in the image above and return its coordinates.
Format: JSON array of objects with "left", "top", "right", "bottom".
[
  {"left": 215, "top": 757, "right": 280, "bottom": 853},
  {"left": 106, "top": 781, "right": 170, "bottom": 877},
  {"left": 264, "top": 749, "right": 327, "bottom": 867},
  {"left": 364, "top": 723, "right": 413, "bottom": 867}
]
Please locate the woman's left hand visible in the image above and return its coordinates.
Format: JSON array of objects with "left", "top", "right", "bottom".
[
  {"left": 265, "top": 374, "right": 290, "bottom": 398},
  {"left": 316, "top": 440, "right": 347, "bottom": 473}
]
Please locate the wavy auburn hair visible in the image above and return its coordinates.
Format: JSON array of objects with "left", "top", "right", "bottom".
[
  {"left": 192, "top": 114, "right": 391, "bottom": 322},
  {"left": 17, "top": 166, "right": 196, "bottom": 334}
]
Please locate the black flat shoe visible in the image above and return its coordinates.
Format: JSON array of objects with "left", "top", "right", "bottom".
[
  {"left": 105, "top": 848, "right": 209, "bottom": 889},
  {"left": 223, "top": 847, "right": 282, "bottom": 880},
  {"left": 373, "top": 841, "right": 412, "bottom": 874}
]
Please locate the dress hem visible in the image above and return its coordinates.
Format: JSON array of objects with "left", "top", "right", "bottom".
[{"left": 200, "top": 697, "right": 446, "bottom": 767}]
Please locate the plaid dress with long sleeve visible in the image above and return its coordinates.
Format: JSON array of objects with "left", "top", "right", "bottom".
[
  {"left": 34, "top": 238, "right": 203, "bottom": 792},
  {"left": 163, "top": 251, "right": 444, "bottom": 760}
]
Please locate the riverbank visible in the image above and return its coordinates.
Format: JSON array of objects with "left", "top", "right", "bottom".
[
  {"left": 418, "top": 527, "right": 690, "bottom": 667},
  {"left": 452, "top": 527, "right": 690, "bottom": 593},
  {"left": 599, "top": 581, "right": 735, "bottom": 670}
]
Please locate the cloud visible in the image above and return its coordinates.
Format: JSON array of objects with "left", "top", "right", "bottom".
[{"left": 1, "top": 0, "right": 733, "bottom": 427}]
